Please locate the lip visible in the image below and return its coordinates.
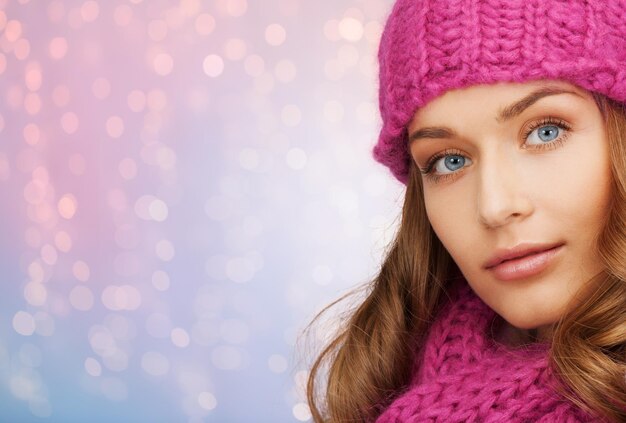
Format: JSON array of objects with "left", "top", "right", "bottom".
[
  {"left": 484, "top": 242, "right": 565, "bottom": 281},
  {"left": 484, "top": 242, "right": 565, "bottom": 269}
]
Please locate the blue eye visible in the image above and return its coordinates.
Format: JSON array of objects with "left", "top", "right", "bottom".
[
  {"left": 527, "top": 124, "right": 560, "bottom": 145},
  {"left": 524, "top": 118, "right": 571, "bottom": 146},
  {"left": 433, "top": 155, "right": 470, "bottom": 174}
]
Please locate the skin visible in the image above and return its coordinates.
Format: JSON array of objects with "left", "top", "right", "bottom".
[{"left": 407, "top": 79, "right": 612, "bottom": 343}]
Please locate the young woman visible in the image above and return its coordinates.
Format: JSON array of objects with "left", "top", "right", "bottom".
[{"left": 306, "top": 0, "right": 626, "bottom": 421}]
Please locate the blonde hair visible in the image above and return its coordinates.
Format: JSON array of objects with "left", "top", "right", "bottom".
[{"left": 304, "top": 92, "right": 626, "bottom": 422}]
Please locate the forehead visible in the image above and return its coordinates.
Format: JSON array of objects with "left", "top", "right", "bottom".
[{"left": 410, "top": 79, "right": 591, "bottom": 126}]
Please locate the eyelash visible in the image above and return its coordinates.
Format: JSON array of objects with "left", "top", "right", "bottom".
[{"left": 419, "top": 117, "right": 573, "bottom": 184}]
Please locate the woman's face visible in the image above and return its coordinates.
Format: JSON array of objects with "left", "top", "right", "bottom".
[{"left": 408, "top": 80, "right": 612, "bottom": 335}]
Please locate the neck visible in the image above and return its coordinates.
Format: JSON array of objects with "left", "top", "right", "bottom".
[{"left": 493, "top": 318, "right": 553, "bottom": 347}]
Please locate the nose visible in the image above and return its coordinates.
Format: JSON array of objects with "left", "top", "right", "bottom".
[{"left": 476, "top": 149, "right": 533, "bottom": 228}]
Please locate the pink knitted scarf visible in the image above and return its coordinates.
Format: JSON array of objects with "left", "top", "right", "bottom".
[{"left": 375, "top": 280, "right": 603, "bottom": 422}]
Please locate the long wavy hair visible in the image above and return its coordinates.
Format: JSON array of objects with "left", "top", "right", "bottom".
[{"left": 304, "top": 91, "right": 626, "bottom": 422}]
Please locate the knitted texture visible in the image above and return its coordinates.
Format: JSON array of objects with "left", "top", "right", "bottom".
[
  {"left": 375, "top": 281, "right": 602, "bottom": 422},
  {"left": 373, "top": 0, "right": 626, "bottom": 184}
]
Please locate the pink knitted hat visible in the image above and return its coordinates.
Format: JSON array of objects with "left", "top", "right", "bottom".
[{"left": 373, "top": 0, "right": 626, "bottom": 184}]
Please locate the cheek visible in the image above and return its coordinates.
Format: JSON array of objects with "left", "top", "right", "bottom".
[
  {"left": 424, "top": 186, "right": 475, "bottom": 262},
  {"left": 530, "top": 139, "right": 612, "bottom": 228}
]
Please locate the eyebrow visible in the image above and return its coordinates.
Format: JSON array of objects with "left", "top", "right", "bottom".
[{"left": 408, "top": 87, "right": 583, "bottom": 143}]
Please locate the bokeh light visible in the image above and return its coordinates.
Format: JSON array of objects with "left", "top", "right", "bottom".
[
  {"left": 202, "top": 54, "right": 224, "bottom": 77},
  {"left": 265, "top": 23, "right": 286, "bottom": 46},
  {"left": 13, "top": 311, "right": 36, "bottom": 336}
]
